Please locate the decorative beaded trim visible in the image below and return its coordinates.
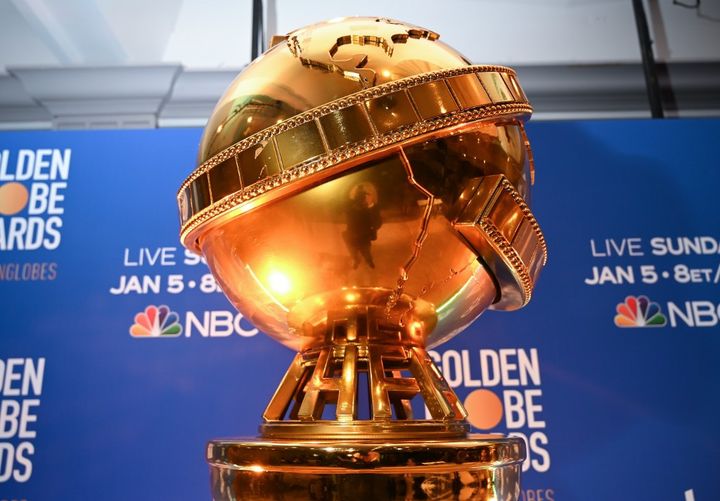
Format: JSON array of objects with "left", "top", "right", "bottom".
[
  {"left": 453, "top": 174, "right": 546, "bottom": 309},
  {"left": 479, "top": 218, "right": 534, "bottom": 305},
  {"left": 180, "top": 101, "right": 532, "bottom": 248},
  {"left": 498, "top": 177, "right": 548, "bottom": 266},
  {"left": 179, "top": 64, "right": 521, "bottom": 195}
]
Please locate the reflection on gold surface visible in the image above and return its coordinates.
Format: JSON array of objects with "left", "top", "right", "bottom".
[
  {"left": 197, "top": 18, "right": 462, "bottom": 164},
  {"left": 201, "top": 122, "right": 540, "bottom": 354},
  {"left": 204, "top": 147, "right": 469, "bottom": 350},
  {"left": 208, "top": 437, "right": 524, "bottom": 500}
]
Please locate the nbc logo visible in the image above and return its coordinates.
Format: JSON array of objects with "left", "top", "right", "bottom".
[
  {"left": 614, "top": 295, "right": 667, "bottom": 328},
  {"left": 130, "top": 305, "right": 182, "bottom": 338}
]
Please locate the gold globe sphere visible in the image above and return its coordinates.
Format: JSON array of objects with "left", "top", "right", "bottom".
[
  {"left": 185, "top": 20, "right": 547, "bottom": 497},
  {"left": 178, "top": 17, "right": 545, "bottom": 355}
]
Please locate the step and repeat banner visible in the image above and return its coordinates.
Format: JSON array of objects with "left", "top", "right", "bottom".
[{"left": 1, "top": 120, "right": 719, "bottom": 500}]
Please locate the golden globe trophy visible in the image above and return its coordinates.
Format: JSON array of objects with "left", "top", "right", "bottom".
[{"left": 178, "top": 17, "right": 546, "bottom": 500}]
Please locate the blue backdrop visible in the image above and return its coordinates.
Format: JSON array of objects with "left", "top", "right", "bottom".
[{"left": 1, "top": 119, "right": 719, "bottom": 500}]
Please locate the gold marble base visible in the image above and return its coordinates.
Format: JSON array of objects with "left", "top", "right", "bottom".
[{"left": 208, "top": 435, "right": 525, "bottom": 500}]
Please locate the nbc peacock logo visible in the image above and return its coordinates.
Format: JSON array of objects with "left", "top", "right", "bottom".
[
  {"left": 130, "top": 305, "right": 183, "bottom": 338},
  {"left": 614, "top": 295, "right": 667, "bottom": 328}
]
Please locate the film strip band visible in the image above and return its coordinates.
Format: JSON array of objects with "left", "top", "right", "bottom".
[
  {"left": 453, "top": 174, "right": 547, "bottom": 310},
  {"left": 179, "top": 65, "right": 531, "bottom": 250}
]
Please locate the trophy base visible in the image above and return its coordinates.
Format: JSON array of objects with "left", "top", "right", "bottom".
[{"left": 207, "top": 435, "right": 525, "bottom": 500}]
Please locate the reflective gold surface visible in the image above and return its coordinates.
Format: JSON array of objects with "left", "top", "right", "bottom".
[
  {"left": 178, "top": 16, "right": 547, "bottom": 501},
  {"left": 178, "top": 16, "right": 532, "bottom": 248},
  {"left": 259, "top": 304, "right": 470, "bottom": 440},
  {"left": 198, "top": 18, "right": 463, "bottom": 164},
  {"left": 208, "top": 436, "right": 525, "bottom": 500},
  {"left": 202, "top": 125, "right": 526, "bottom": 353},
  {"left": 178, "top": 70, "right": 531, "bottom": 243}
]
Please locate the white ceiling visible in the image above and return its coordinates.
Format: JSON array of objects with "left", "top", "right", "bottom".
[
  {"left": 0, "top": 0, "right": 718, "bottom": 128},
  {"left": 1, "top": 0, "right": 719, "bottom": 74},
  {"left": 0, "top": 0, "right": 253, "bottom": 73}
]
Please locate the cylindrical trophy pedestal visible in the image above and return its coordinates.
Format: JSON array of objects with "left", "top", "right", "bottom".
[{"left": 208, "top": 436, "right": 525, "bottom": 500}]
